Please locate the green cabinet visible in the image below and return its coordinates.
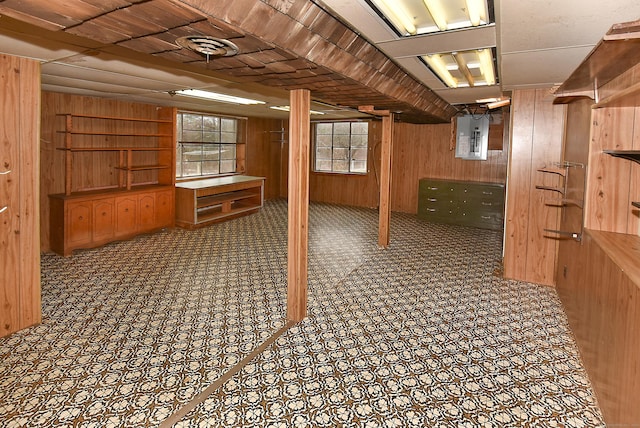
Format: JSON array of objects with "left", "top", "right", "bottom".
[{"left": 418, "top": 179, "right": 505, "bottom": 230}]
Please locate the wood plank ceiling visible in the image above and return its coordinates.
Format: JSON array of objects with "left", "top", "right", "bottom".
[{"left": 0, "top": 0, "right": 458, "bottom": 123}]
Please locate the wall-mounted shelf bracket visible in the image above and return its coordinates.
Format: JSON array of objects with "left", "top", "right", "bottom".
[{"left": 544, "top": 228, "right": 582, "bottom": 241}]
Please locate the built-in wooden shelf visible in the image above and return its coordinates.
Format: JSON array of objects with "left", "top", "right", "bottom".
[
  {"left": 594, "top": 81, "right": 640, "bottom": 108},
  {"left": 537, "top": 166, "right": 566, "bottom": 176},
  {"left": 56, "top": 147, "right": 172, "bottom": 151},
  {"left": 56, "top": 113, "right": 173, "bottom": 123},
  {"left": 604, "top": 150, "right": 640, "bottom": 165}
]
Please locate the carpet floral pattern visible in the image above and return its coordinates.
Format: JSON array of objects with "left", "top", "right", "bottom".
[{"left": 0, "top": 200, "right": 604, "bottom": 427}]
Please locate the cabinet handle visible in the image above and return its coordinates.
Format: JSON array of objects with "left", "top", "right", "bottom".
[
  {"left": 427, "top": 198, "right": 437, "bottom": 202},
  {"left": 0, "top": 169, "right": 11, "bottom": 175},
  {"left": 482, "top": 202, "right": 492, "bottom": 206},
  {"left": 482, "top": 191, "right": 493, "bottom": 195},
  {"left": 428, "top": 186, "right": 438, "bottom": 190},
  {"left": 426, "top": 208, "right": 436, "bottom": 212},
  {"left": 0, "top": 206, "right": 7, "bottom": 214},
  {"left": 481, "top": 215, "right": 492, "bottom": 219}
]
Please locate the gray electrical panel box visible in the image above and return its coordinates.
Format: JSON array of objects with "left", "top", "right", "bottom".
[{"left": 455, "top": 115, "right": 489, "bottom": 160}]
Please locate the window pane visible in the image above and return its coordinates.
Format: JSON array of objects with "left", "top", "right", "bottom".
[
  {"left": 351, "top": 134, "right": 368, "bottom": 147},
  {"left": 313, "top": 121, "right": 368, "bottom": 174},
  {"left": 221, "top": 131, "right": 236, "bottom": 144},
  {"left": 202, "top": 144, "right": 220, "bottom": 160},
  {"left": 202, "top": 161, "right": 219, "bottom": 175},
  {"left": 351, "top": 148, "right": 367, "bottom": 161},
  {"left": 183, "top": 131, "right": 202, "bottom": 142},
  {"left": 332, "top": 148, "right": 349, "bottom": 160},
  {"left": 220, "top": 145, "right": 236, "bottom": 160},
  {"left": 220, "top": 160, "right": 236, "bottom": 174},
  {"left": 315, "top": 159, "right": 332, "bottom": 171},
  {"left": 316, "top": 123, "right": 333, "bottom": 134},
  {"left": 333, "top": 122, "right": 350, "bottom": 134},
  {"left": 332, "top": 160, "right": 349, "bottom": 172},
  {"left": 350, "top": 160, "right": 367, "bottom": 173},
  {"left": 316, "top": 147, "right": 332, "bottom": 160},
  {"left": 333, "top": 134, "right": 350, "bottom": 148},
  {"left": 176, "top": 112, "right": 241, "bottom": 178},
  {"left": 316, "top": 134, "right": 333, "bottom": 147},
  {"left": 182, "top": 162, "right": 201, "bottom": 177}
]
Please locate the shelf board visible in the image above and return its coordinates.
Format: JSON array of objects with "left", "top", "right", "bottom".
[
  {"left": 196, "top": 202, "right": 260, "bottom": 223},
  {"left": 555, "top": 20, "right": 640, "bottom": 94},
  {"left": 114, "top": 165, "right": 170, "bottom": 171},
  {"left": 58, "top": 131, "right": 173, "bottom": 137},
  {"left": 603, "top": 150, "right": 640, "bottom": 165},
  {"left": 57, "top": 113, "right": 173, "bottom": 123},
  {"left": 197, "top": 190, "right": 259, "bottom": 209},
  {"left": 632, "top": 201, "right": 640, "bottom": 208},
  {"left": 57, "top": 147, "right": 172, "bottom": 151}
]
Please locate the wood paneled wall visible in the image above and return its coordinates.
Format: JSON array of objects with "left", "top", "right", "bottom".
[
  {"left": 1, "top": 54, "right": 41, "bottom": 337},
  {"left": 308, "top": 118, "right": 509, "bottom": 213},
  {"left": 245, "top": 117, "right": 286, "bottom": 200},
  {"left": 503, "top": 89, "right": 566, "bottom": 286},
  {"left": 584, "top": 62, "right": 640, "bottom": 235}
]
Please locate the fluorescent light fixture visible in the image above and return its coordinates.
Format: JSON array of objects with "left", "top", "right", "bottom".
[
  {"left": 465, "top": 0, "right": 485, "bottom": 26},
  {"left": 270, "top": 105, "right": 325, "bottom": 115},
  {"left": 173, "top": 89, "right": 265, "bottom": 105},
  {"left": 423, "top": 54, "right": 458, "bottom": 88},
  {"left": 423, "top": 0, "right": 448, "bottom": 31},
  {"left": 476, "top": 97, "right": 499, "bottom": 103},
  {"left": 477, "top": 49, "right": 495, "bottom": 86},
  {"left": 376, "top": 0, "right": 417, "bottom": 35}
]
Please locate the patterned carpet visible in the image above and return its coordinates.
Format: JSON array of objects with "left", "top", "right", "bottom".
[{"left": 0, "top": 200, "right": 604, "bottom": 427}]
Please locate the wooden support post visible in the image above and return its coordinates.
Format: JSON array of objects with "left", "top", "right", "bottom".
[
  {"left": 287, "top": 89, "right": 310, "bottom": 322},
  {"left": 378, "top": 113, "right": 394, "bottom": 248}
]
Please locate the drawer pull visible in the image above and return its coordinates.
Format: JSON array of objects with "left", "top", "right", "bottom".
[
  {"left": 0, "top": 169, "right": 11, "bottom": 175},
  {"left": 427, "top": 186, "right": 438, "bottom": 190},
  {"left": 482, "top": 191, "right": 493, "bottom": 195},
  {"left": 482, "top": 202, "right": 492, "bottom": 206},
  {"left": 426, "top": 208, "right": 437, "bottom": 212},
  {"left": 427, "top": 198, "right": 437, "bottom": 202},
  {"left": 0, "top": 206, "right": 7, "bottom": 214},
  {"left": 481, "top": 215, "right": 492, "bottom": 219}
]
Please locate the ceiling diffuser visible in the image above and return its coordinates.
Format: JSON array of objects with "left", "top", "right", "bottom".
[{"left": 175, "top": 36, "right": 239, "bottom": 59}]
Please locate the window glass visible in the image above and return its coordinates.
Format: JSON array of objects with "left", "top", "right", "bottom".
[
  {"left": 176, "top": 112, "right": 239, "bottom": 178},
  {"left": 313, "top": 121, "right": 369, "bottom": 174}
]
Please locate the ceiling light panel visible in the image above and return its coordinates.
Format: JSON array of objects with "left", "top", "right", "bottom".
[
  {"left": 423, "top": 48, "right": 496, "bottom": 88},
  {"left": 368, "top": 0, "right": 490, "bottom": 37}
]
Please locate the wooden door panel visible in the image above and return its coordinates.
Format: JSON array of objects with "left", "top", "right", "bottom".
[
  {"left": 92, "top": 200, "right": 115, "bottom": 242},
  {"left": 115, "top": 196, "right": 137, "bottom": 237},
  {"left": 67, "top": 202, "right": 92, "bottom": 245},
  {"left": 138, "top": 193, "right": 156, "bottom": 231}
]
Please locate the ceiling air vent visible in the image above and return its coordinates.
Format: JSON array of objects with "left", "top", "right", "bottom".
[{"left": 175, "top": 36, "right": 239, "bottom": 60}]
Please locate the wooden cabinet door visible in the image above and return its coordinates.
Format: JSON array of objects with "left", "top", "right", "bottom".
[
  {"left": 92, "top": 199, "right": 115, "bottom": 242},
  {"left": 138, "top": 193, "right": 156, "bottom": 231},
  {"left": 155, "top": 189, "right": 174, "bottom": 228},
  {"left": 115, "top": 195, "right": 137, "bottom": 237},
  {"left": 67, "top": 201, "right": 92, "bottom": 246}
]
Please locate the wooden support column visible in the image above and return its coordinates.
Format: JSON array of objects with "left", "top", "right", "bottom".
[
  {"left": 359, "top": 106, "right": 393, "bottom": 248},
  {"left": 287, "top": 89, "right": 310, "bottom": 322}
]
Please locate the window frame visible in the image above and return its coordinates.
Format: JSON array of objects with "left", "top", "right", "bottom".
[
  {"left": 312, "top": 120, "right": 370, "bottom": 175},
  {"left": 175, "top": 110, "right": 247, "bottom": 180}
]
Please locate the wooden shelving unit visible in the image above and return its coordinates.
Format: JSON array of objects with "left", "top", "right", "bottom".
[
  {"left": 49, "top": 108, "right": 177, "bottom": 256},
  {"left": 175, "top": 175, "right": 265, "bottom": 229}
]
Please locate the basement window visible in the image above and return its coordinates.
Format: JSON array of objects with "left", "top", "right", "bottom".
[
  {"left": 176, "top": 112, "right": 245, "bottom": 178},
  {"left": 313, "top": 121, "right": 369, "bottom": 174}
]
